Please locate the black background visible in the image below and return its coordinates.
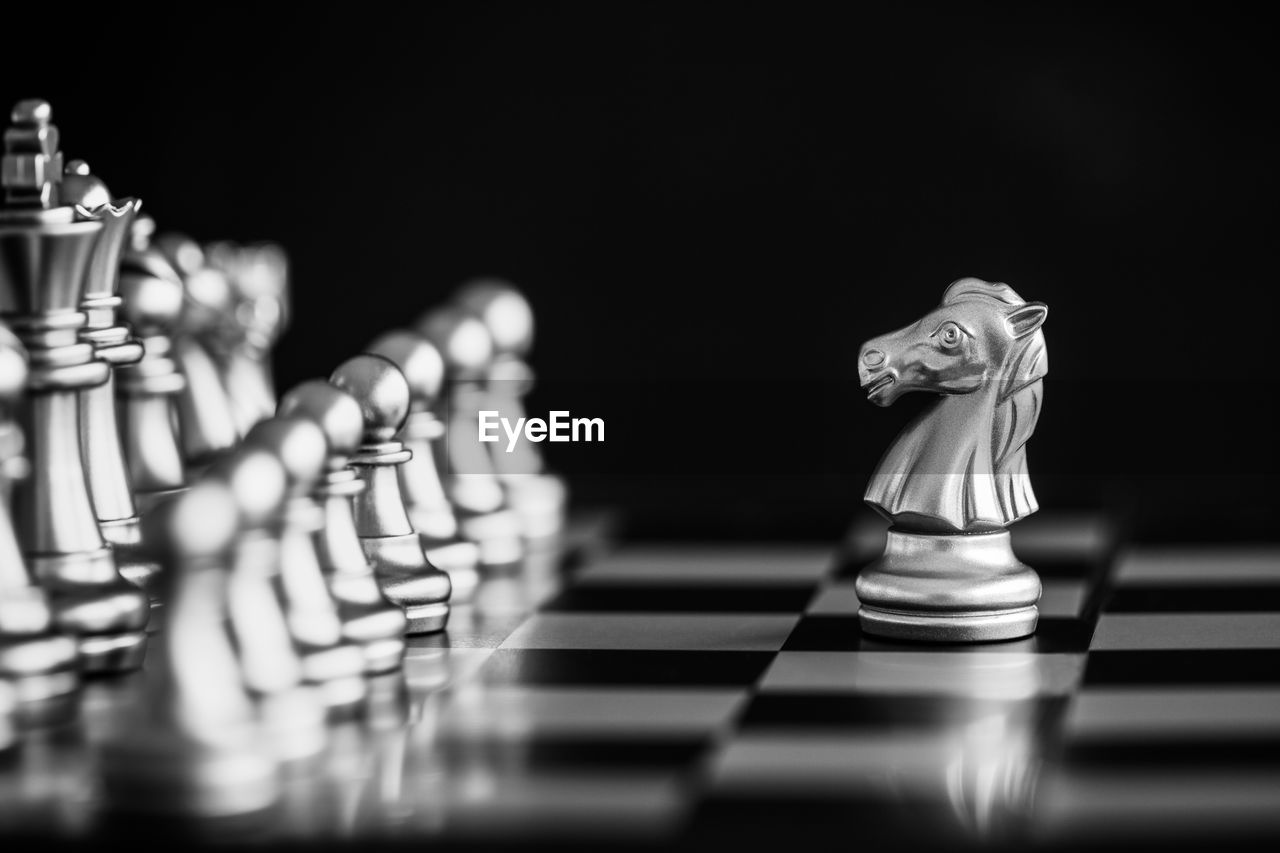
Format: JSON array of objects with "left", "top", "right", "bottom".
[{"left": 2, "top": 4, "right": 1276, "bottom": 539}]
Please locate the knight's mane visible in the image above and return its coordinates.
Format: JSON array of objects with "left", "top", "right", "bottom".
[{"left": 941, "top": 278, "right": 1047, "bottom": 479}]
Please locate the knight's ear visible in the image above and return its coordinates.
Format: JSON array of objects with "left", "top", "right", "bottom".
[{"left": 1006, "top": 302, "right": 1047, "bottom": 338}]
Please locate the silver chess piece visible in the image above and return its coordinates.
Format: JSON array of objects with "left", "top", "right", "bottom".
[
  {"left": 115, "top": 216, "right": 188, "bottom": 514},
  {"left": 329, "top": 355, "right": 452, "bottom": 634},
  {"left": 210, "top": 446, "right": 328, "bottom": 761},
  {"left": 365, "top": 330, "right": 481, "bottom": 601},
  {"left": 277, "top": 380, "right": 408, "bottom": 674},
  {"left": 59, "top": 161, "right": 162, "bottom": 596},
  {"left": 0, "top": 100, "right": 149, "bottom": 672},
  {"left": 0, "top": 326, "right": 79, "bottom": 725},
  {"left": 157, "top": 233, "right": 240, "bottom": 470},
  {"left": 101, "top": 480, "right": 280, "bottom": 818},
  {"left": 204, "top": 241, "right": 289, "bottom": 434},
  {"left": 242, "top": 417, "right": 368, "bottom": 716},
  {"left": 416, "top": 306, "right": 524, "bottom": 567},
  {"left": 455, "top": 278, "right": 568, "bottom": 542},
  {"left": 856, "top": 278, "right": 1048, "bottom": 642}
]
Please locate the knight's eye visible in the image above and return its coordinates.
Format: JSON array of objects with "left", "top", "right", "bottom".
[{"left": 936, "top": 322, "right": 965, "bottom": 348}]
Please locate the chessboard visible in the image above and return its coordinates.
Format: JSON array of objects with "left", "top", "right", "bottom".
[{"left": 2, "top": 510, "right": 1277, "bottom": 850}]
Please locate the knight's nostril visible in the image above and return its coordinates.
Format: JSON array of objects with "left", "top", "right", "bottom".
[{"left": 863, "top": 349, "right": 885, "bottom": 368}]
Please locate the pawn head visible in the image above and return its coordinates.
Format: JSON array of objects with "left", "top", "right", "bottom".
[
  {"left": 243, "top": 415, "right": 328, "bottom": 494},
  {"left": 207, "top": 447, "right": 288, "bottom": 528},
  {"left": 143, "top": 480, "right": 241, "bottom": 560},
  {"left": 416, "top": 306, "right": 493, "bottom": 379},
  {"left": 455, "top": 278, "right": 534, "bottom": 357},
  {"left": 118, "top": 262, "right": 185, "bottom": 336},
  {"left": 329, "top": 354, "right": 411, "bottom": 443},
  {"left": 365, "top": 330, "right": 445, "bottom": 407},
  {"left": 277, "top": 380, "right": 365, "bottom": 466}
]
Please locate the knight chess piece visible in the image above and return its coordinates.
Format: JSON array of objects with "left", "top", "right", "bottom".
[
  {"left": 115, "top": 216, "right": 188, "bottom": 514},
  {"left": 0, "top": 326, "right": 79, "bottom": 725},
  {"left": 454, "top": 278, "right": 567, "bottom": 542},
  {"left": 855, "top": 278, "right": 1048, "bottom": 642},
  {"left": 416, "top": 306, "right": 524, "bottom": 567},
  {"left": 59, "top": 161, "right": 163, "bottom": 596},
  {"left": 241, "top": 417, "right": 368, "bottom": 716},
  {"left": 329, "top": 355, "right": 452, "bottom": 634},
  {"left": 277, "top": 380, "right": 408, "bottom": 673},
  {"left": 365, "top": 330, "right": 481, "bottom": 601},
  {"left": 204, "top": 241, "right": 289, "bottom": 434},
  {"left": 100, "top": 480, "right": 280, "bottom": 818},
  {"left": 0, "top": 100, "right": 150, "bottom": 672}
]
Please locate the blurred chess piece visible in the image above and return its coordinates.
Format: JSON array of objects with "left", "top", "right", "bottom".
[
  {"left": 365, "top": 331, "right": 481, "bottom": 601},
  {"left": 416, "top": 306, "right": 523, "bottom": 567},
  {"left": 0, "top": 100, "right": 149, "bottom": 673},
  {"left": 101, "top": 480, "right": 280, "bottom": 819},
  {"left": 58, "top": 160, "right": 162, "bottom": 596},
  {"left": 115, "top": 216, "right": 188, "bottom": 514},
  {"left": 209, "top": 446, "right": 327, "bottom": 762},
  {"left": 455, "top": 278, "right": 567, "bottom": 542},
  {"left": 205, "top": 241, "right": 289, "bottom": 433},
  {"left": 242, "top": 416, "right": 367, "bottom": 716},
  {"left": 329, "top": 355, "right": 451, "bottom": 634},
  {"left": 856, "top": 278, "right": 1047, "bottom": 642},
  {"left": 277, "top": 380, "right": 407, "bottom": 674},
  {"left": 157, "top": 233, "right": 239, "bottom": 471},
  {"left": 0, "top": 325, "right": 79, "bottom": 725}
]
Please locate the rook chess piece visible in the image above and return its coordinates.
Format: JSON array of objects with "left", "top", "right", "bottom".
[
  {"left": 277, "top": 380, "right": 408, "bottom": 674},
  {"left": 0, "top": 100, "right": 149, "bottom": 672},
  {"left": 855, "top": 278, "right": 1048, "bottom": 642},
  {"left": 101, "top": 480, "right": 279, "bottom": 818},
  {"left": 330, "top": 355, "right": 451, "bottom": 634},
  {"left": 416, "top": 306, "right": 523, "bottom": 567},
  {"left": 455, "top": 278, "right": 567, "bottom": 542},
  {"left": 366, "top": 331, "right": 481, "bottom": 601}
]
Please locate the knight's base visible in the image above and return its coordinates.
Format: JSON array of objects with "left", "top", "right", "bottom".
[
  {"left": 857, "top": 604, "right": 1039, "bottom": 642},
  {"left": 854, "top": 527, "right": 1042, "bottom": 643}
]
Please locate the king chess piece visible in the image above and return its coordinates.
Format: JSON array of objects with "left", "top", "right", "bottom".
[
  {"left": 0, "top": 100, "right": 149, "bottom": 672},
  {"left": 855, "top": 278, "right": 1048, "bottom": 642}
]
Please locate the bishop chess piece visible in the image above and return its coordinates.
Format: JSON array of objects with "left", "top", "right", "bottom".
[
  {"left": 417, "top": 306, "right": 524, "bottom": 567},
  {"left": 455, "top": 279, "right": 567, "bottom": 542},
  {"left": 855, "top": 278, "right": 1048, "bottom": 642},
  {"left": 277, "top": 380, "right": 408, "bottom": 673},
  {"left": 329, "top": 355, "right": 451, "bottom": 634},
  {"left": 0, "top": 326, "right": 79, "bottom": 724},
  {"left": 115, "top": 216, "right": 187, "bottom": 514},
  {"left": 366, "top": 330, "right": 481, "bottom": 601},
  {"left": 101, "top": 480, "right": 279, "bottom": 819},
  {"left": 0, "top": 100, "right": 149, "bottom": 672},
  {"left": 58, "top": 161, "right": 162, "bottom": 596}
]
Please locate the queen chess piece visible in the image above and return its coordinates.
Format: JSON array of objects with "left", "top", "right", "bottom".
[
  {"left": 365, "top": 330, "right": 481, "bottom": 601},
  {"left": 329, "top": 355, "right": 451, "bottom": 634},
  {"left": 855, "top": 278, "right": 1048, "bottom": 642},
  {"left": 454, "top": 278, "right": 567, "bottom": 542},
  {"left": 0, "top": 100, "right": 149, "bottom": 672},
  {"left": 277, "top": 380, "right": 408, "bottom": 673}
]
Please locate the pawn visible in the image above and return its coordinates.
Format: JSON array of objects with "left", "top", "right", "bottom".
[
  {"left": 100, "top": 480, "right": 279, "bottom": 818},
  {"left": 455, "top": 279, "right": 567, "bottom": 541},
  {"left": 329, "top": 355, "right": 451, "bottom": 633},
  {"left": 416, "top": 307, "right": 524, "bottom": 567},
  {"left": 208, "top": 447, "right": 327, "bottom": 764},
  {"left": 116, "top": 217, "right": 188, "bottom": 514},
  {"left": 0, "top": 330, "right": 79, "bottom": 725},
  {"left": 365, "top": 331, "right": 480, "bottom": 601},
  {"left": 277, "top": 380, "right": 407, "bottom": 674},
  {"left": 242, "top": 417, "right": 368, "bottom": 716}
]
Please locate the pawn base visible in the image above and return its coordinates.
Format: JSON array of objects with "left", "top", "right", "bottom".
[
  {"left": 78, "top": 630, "right": 148, "bottom": 673},
  {"left": 855, "top": 527, "right": 1041, "bottom": 644}
]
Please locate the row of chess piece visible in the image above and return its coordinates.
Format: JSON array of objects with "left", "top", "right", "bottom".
[{"left": 0, "top": 98, "right": 566, "bottom": 786}]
